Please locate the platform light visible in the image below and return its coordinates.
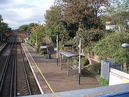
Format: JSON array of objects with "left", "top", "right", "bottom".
[{"left": 122, "top": 43, "right": 129, "bottom": 47}]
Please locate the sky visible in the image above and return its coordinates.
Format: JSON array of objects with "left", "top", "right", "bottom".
[{"left": 0, "top": 0, "right": 55, "bottom": 29}]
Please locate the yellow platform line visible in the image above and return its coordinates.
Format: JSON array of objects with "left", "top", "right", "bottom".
[
  {"left": 22, "top": 44, "right": 44, "bottom": 94},
  {"left": 23, "top": 43, "right": 55, "bottom": 94}
]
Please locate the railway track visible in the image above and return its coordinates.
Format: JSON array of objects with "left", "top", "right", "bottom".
[
  {"left": 0, "top": 43, "right": 17, "bottom": 97},
  {"left": 22, "top": 43, "right": 54, "bottom": 94},
  {"left": 16, "top": 43, "right": 40, "bottom": 96},
  {"left": 0, "top": 36, "right": 40, "bottom": 97}
]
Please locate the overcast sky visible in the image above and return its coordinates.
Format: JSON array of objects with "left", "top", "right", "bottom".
[{"left": 0, "top": 0, "right": 55, "bottom": 29}]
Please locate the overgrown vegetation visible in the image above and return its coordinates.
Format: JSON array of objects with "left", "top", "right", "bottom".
[
  {"left": 93, "top": 32, "right": 129, "bottom": 64},
  {"left": 0, "top": 15, "right": 11, "bottom": 42},
  {"left": 100, "top": 77, "right": 109, "bottom": 86},
  {"left": 18, "top": 0, "right": 129, "bottom": 72}
]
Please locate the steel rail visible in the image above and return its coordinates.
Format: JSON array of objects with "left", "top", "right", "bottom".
[
  {"left": 0, "top": 44, "right": 13, "bottom": 92},
  {"left": 20, "top": 44, "right": 32, "bottom": 95},
  {"left": 10, "top": 43, "right": 17, "bottom": 97},
  {"left": 0, "top": 43, "right": 16, "bottom": 97},
  {"left": 13, "top": 43, "right": 17, "bottom": 97}
]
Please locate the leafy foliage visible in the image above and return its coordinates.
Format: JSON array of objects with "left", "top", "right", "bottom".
[
  {"left": 77, "top": 28, "right": 110, "bottom": 47},
  {"left": 45, "top": 5, "right": 70, "bottom": 44},
  {"left": 93, "top": 32, "right": 129, "bottom": 64},
  {"left": 30, "top": 25, "right": 47, "bottom": 48},
  {"left": 18, "top": 25, "right": 28, "bottom": 31},
  {"left": 45, "top": 5, "right": 63, "bottom": 27},
  {"left": 0, "top": 15, "right": 11, "bottom": 35},
  {"left": 104, "top": 0, "right": 129, "bottom": 31},
  {"left": 56, "top": 0, "right": 110, "bottom": 29},
  {"left": 46, "top": 23, "right": 69, "bottom": 45},
  {"left": 100, "top": 77, "right": 109, "bottom": 86},
  {"left": 18, "top": 23, "right": 38, "bottom": 32}
]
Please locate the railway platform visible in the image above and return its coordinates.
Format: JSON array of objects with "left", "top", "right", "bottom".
[
  {"left": 17, "top": 43, "right": 129, "bottom": 97},
  {"left": 22, "top": 43, "right": 100, "bottom": 94}
]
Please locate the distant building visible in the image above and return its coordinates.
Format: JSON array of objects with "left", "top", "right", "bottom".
[
  {"left": 105, "top": 21, "right": 129, "bottom": 31},
  {"left": 105, "top": 21, "right": 117, "bottom": 31}
]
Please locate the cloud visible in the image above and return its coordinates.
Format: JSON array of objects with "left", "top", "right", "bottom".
[
  {"left": 0, "top": 0, "right": 9, "bottom": 4},
  {"left": 0, "top": 0, "right": 55, "bottom": 29}
]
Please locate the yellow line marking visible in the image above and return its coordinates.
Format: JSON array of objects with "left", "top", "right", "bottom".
[
  {"left": 22, "top": 44, "right": 44, "bottom": 94},
  {"left": 23, "top": 43, "right": 55, "bottom": 94}
]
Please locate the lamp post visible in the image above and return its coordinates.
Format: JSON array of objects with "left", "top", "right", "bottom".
[
  {"left": 78, "top": 38, "right": 81, "bottom": 84},
  {"left": 122, "top": 43, "right": 129, "bottom": 47},
  {"left": 56, "top": 34, "right": 59, "bottom": 66},
  {"left": 122, "top": 43, "right": 129, "bottom": 72},
  {"left": 51, "top": 34, "right": 59, "bottom": 66},
  {"left": 36, "top": 32, "right": 37, "bottom": 47},
  {"left": 74, "top": 36, "right": 81, "bottom": 84}
]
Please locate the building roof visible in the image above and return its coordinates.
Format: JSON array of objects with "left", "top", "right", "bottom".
[{"left": 59, "top": 51, "right": 79, "bottom": 58}]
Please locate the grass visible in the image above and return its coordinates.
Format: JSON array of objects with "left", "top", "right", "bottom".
[{"left": 100, "top": 77, "right": 109, "bottom": 86}]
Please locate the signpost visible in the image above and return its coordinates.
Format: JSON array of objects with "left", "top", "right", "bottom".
[{"left": 40, "top": 46, "right": 47, "bottom": 49}]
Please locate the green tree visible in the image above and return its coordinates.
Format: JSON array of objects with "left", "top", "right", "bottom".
[
  {"left": 30, "top": 25, "right": 47, "bottom": 48},
  {"left": 0, "top": 23, "right": 8, "bottom": 33},
  {"left": 46, "top": 23, "right": 69, "bottom": 45},
  {"left": 0, "top": 14, "right": 11, "bottom": 41},
  {"left": 92, "top": 32, "right": 129, "bottom": 65},
  {"left": 0, "top": 15, "right": 10, "bottom": 34},
  {"left": 55, "top": 0, "right": 110, "bottom": 29},
  {"left": 18, "top": 23, "right": 38, "bottom": 33},
  {"left": 45, "top": 5, "right": 70, "bottom": 44},
  {"left": 18, "top": 25, "right": 29, "bottom": 31},
  {"left": 28, "top": 23, "right": 38, "bottom": 32},
  {"left": 77, "top": 28, "right": 109, "bottom": 47},
  {"left": 105, "top": 0, "right": 129, "bottom": 31},
  {"left": 0, "top": 15, "right": 3, "bottom": 23},
  {"left": 45, "top": 5, "right": 63, "bottom": 27}
]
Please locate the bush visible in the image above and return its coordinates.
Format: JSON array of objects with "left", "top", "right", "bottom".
[
  {"left": 100, "top": 77, "right": 109, "bottom": 86},
  {"left": 81, "top": 58, "right": 89, "bottom": 67},
  {"left": 93, "top": 32, "right": 129, "bottom": 64},
  {"left": 86, "top": 63, "right": 101, "bottom": 75},
  {"left": 76, "top": 28, "right": 111, "bottom": 47}
]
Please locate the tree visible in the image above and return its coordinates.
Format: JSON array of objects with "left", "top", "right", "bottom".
[
  {"left": 105, "top": 0, "right": 129, "bottom": 31},
  {"left": 18, "top": 23, "right": 38, "bottom": 33},
  {"left": 55, "top": 0, "right": 110, "bottom": 29},
  {"left": 77, "top": 28, "right": 109, "bottom": 47},
  {"left": 30, "top": 25, "right": 47, "bottom": 47},
  {"left": 45, "top": 5, "right": 70, "bottom": 44},
  {"left": 92, "top": 32, "right": 129, "bottom": 65},
  {"left": 28, "top": 23, "right": 38, "bottom": 32},
  {"left": 46, "top": 23, "right": 69, "bottom": 45},
  {"left": 0, "top": 14, "right": 12, "bottom": 41},
  {"left": 0, "top": 15, "right": 10, "bottom": 34},
  {"left": 0, "top": 15, "right": 3, "bottom": 23},
  {"left": 18, "top": 25, "right": 29, "bottom": 31},
  {"left": 45, "top": 5, "right": 63, "bottom": 28}
]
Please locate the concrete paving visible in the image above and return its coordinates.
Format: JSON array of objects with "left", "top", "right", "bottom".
[{"left": 24, "top": 43, "right": 100, "bottom": 93}]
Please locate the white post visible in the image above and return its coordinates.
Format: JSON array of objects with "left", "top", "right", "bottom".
[
  {"left": 78, "top": 38, "right": 81, "bottom": 84},
  {"left": 56, "top": 34, "right": 59, "bottom": 66},
  {"left": 36, "top": 33, "right": 37, "bottom": 47},
  {"left": 79, "top": 38, "right": 81, "bottom": 74}
]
